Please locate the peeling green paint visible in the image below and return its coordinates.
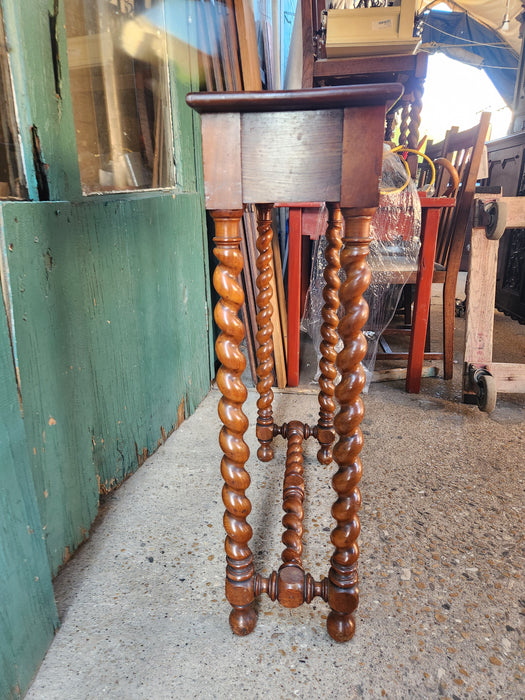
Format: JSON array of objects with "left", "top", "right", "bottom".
[
  {"left": 6, "top": 192, "right": 212, "bottom": 574},
  {"left": 0, "top": 288, "right": 58, "bottom": 700}
]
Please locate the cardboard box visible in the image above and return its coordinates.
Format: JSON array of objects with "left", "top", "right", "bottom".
[{"left": 325, "top": 1, "right": 419, "bottom": 58}]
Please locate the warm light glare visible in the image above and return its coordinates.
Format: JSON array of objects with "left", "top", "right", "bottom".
[{"left": 419, "top": 53, "right": 512, "bottom": 143}]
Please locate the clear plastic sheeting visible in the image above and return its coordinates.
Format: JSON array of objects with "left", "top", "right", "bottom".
[{"left": 302, "top": 145, "right": 422, "bottom": 391}]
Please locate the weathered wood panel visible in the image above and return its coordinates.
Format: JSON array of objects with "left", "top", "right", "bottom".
[
  {"left": 4, "top": 192, "right": 212, "bottom": 574},
  {"left": 1, "top": 0, "right": 82, "bottom": 201},
  {"left": 0, "top": 291, "right": 58, "bottom": 699}
]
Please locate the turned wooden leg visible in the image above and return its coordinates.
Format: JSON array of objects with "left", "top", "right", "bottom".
[
  {"left": 407, "top": 83, "right": 423, "bottom": 152},
  {"left": 327, "top": 208, "right": 373, "bottom": 643},
  {"left": 281, "top": 420, "right": 306, "bottom": 568},
  {"left": 399, "top": 103, "right": 410, "bottom": 150},
  {"left": 317, "top": 203, "right": 343, "bottom": 465},
  {"left": 212, "top": 209, "right": 256, "bottom": 636},
  {"left": 255, "top": 203, "right": 275, "bottom": 462}
]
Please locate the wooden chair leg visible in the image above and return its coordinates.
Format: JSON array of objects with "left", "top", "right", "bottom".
[
  {"left": 402, "top": 285, "right": 412, "bottom": 326},
  {"left": 317, "top": 202, "right": 343, "bottom": 464},
  {"left": 326, "top": 207, "right": 373, "bottom": 643},
  {"left": 406, "top": 206, "right": 441, "bottom": 393},
  {"left": 255, "top": 203, "right": 276, "bottom": 461},
  {"left": 211, "top": 209, "right": 257, "bottom": 636},
  {"left": 442, "top": 274, "right": 457, "bottom": 380}
]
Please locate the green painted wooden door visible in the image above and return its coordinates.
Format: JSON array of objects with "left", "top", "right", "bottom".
[{"left": 0, "top": 1, "right": 213, "bottom": 695}]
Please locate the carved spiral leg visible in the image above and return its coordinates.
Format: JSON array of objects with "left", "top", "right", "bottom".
[
  {"left": 281, "top": 421, "right": 306, "bottom": 568},
  {"left": 317, "top": 203, "right": 343, "bottom": 465},
  {"left": 407, "top": 83, "right": 423, "bottom": 152},
  {"left": 326, "top": 208, "right": 373, "bottom": 643},
  {"left": 212, "top": 209, "right": 256, "bottom": 636},
  {"left": 255, "top": 203, "right": 275, "bottom": 462},
  {"left": 399, "top": 104, "right": 410, "bottom": 149},
  {"left": 384, "top": 110, "right": 395, "bottom": 143}
]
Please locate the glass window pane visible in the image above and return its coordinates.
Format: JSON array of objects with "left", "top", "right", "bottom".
[{"left": 65, "top": 0, "right": 175, "bottom": 194}]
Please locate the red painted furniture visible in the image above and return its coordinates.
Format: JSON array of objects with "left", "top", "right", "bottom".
[
  {"left": 285, "top": 193, "right": 456, "bottom": 392},
  {"left": 284, "top": 203, "right": 324, "bottom": 387},
  {"left": 405, "top": 194, "right": 455, "bottom": 392}
]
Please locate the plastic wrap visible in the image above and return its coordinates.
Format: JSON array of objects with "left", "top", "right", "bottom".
[{"left": 302, "top": 145, "right": 422, "bottom": 391}]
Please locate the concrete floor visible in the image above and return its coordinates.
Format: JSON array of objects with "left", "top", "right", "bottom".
[{"left": 27, "top": 296, "right": 524, "bottom": 699}]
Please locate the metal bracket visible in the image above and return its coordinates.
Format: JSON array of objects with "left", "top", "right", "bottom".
[{"left": 473, "top": 199, "right": 508, "bottom": 240}]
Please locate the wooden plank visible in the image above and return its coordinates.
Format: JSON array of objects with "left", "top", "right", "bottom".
[
  {"left": 223, "top": 0, "right": 244, "bottom": 91},
  {"left": 241, "top": 110, "right": 343, "bottom": 204},
  {"left": 493, "top": 195, "right": 525, "bottom": 229},
  {"left": 271, "top": 0, "right": 281, "bottom": 89},
  {"left": 216, "top": 0, "right": 235, "bottom": 90},
  {"left": 239, "top": 230, "right": 258, "bottom": 384},
  {"left": 341, "top": 104, "right": 384, "bottom": 209},
  {"left": 484, "top": 362, "right": 525, "bottom": 394},
  {"left": 200, "top": 113, "right": 242, "bottom": 210},
  {"left": 243, "top": 207, "right": 260, "bottom": 304},
  {"left": 233, "top": 0, "right": 262, "bottom": 90},
  {"left": 270, "top": 250, "right": 287, "bottom": 389},
  {"left": 371, "top": 366, "right": 439, "bottom": 383},
  {"left": 263, "top": 19, "right": 274, "bottom": 89},
  {"left": 195, "top": 0, "right": 215, "bottom": 90},
  {"left": 464, "top": 225, "right": 499, "bottom": 365},
  {"left": 272, "top": 223, "right": 288, "bottom": 356},
  {"left": 313, "top": 52, "right": 420, "bottom": 80},
  {"left": 202, "top": 0, "right": 225, "bottom": 90},
  {"left": 301, "top": 0, "right": 314, "bottom": 87},
  {"left": 376, "top": 352, "right": 444, "bottom": 361}
]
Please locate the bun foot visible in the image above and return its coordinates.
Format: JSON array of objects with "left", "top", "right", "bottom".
[
  {"left": 229, "top": 605, "right": 257, "bottom": 636},
  {"left": 317, "top": 446, "right": 332, "bottom": 465},
  {"left": 257, "top": 445, "right": 274, "bottom": 462},
  {"left": 327, "top": 611, "right": 355, "bottom": 642}
]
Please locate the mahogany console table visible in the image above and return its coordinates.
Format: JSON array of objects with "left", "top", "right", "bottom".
[{"left": 187, "top": 84, "right": 403, "bottom": 642}]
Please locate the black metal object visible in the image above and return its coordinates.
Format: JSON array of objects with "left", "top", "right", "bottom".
[{"left": 484, "top": 135, "right": 525, "bottom": 324}]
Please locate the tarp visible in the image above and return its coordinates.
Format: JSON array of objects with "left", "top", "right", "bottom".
[
  {"left": 418, "top": 9, "right": 519, "bottom": 104},
  {"left": 416, "top": 1, "right": 523, "bottom": 54}
]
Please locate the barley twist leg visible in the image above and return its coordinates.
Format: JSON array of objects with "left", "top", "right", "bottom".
[
  {"left": 281, "top": 421, "right": 306, "bottom": 568},
  {"left": 407, "top": 83, "right": 423, "bottom": 152},
  {"left": 317, "top": 203, "right": 343, "bottom": 465},
  {"left": 326, "top": 208, "right": 373, "bottom": 643},
  {"left": 212, "top": 209, "right": 256, "bottom": 636},
  {"left": 399, "top": 104, "right": 410, "bottom": 149},
  {"left": 255, "top": 203, "right": 275, "bottom": 462}
]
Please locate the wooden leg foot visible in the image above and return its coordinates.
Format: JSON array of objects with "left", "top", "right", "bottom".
[
  {"left": 229, "top": 604, "right": 257, "bottom": 636},
  {"left": 327, "top": 610, "right": 355, "bottom": 642},
  {"left": 257, "top": 444, "right": 274, "bottom": 462}
]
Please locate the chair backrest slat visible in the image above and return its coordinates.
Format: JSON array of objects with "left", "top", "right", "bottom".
[{"left": 431, "top": 113, "right": 491, "bottom": 271}]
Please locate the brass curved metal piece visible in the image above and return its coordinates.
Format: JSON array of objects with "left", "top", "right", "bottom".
[
  {"left": 255, "top": 203, "right": 276, "bottom": 462},
  {"left": 212, "top": 209, "right": 257, "bottom": 636},
  {"left": 317, "top": 203, "right": 343, "bottom": 465}
]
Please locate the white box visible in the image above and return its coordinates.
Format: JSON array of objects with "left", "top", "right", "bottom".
[{"left": 325, "top": 1, "right": 419, "bottom": 58}]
